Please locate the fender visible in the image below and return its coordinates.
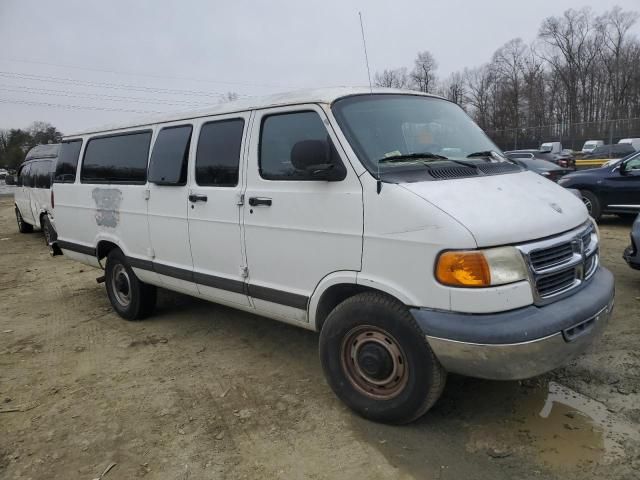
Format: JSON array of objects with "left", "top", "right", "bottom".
[
  {"left": 355, "top": 273, "right": 422, "bottom": 308},
  {"left": 307, "top": 271, "right": 359, "bottom": 330}
]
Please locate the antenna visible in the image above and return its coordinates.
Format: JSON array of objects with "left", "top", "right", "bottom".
[{"left": 358, "top": 11, "right": 373, "bottom": 92}]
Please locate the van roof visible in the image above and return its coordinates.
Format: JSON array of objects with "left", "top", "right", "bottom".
[
  {"left": 24, "top": 144, "right": 60, "bottom": 161},
  {"left": 65, "top": 87, "right": 439, "bottom": 138}
]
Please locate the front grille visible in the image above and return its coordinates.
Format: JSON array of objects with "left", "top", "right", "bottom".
[
  {"left": 536, "top": 269, "right": 576, "bottom": 296},
  {"left": 529, "top": 243, "right": 574, "bottom": 270},
  {"left": 517, "top": 222, "right": 599, "bottom": 305}
]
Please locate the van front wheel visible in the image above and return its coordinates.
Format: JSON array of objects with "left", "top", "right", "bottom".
[
  {"left": 319, "top": 292, "right": 446, "bottom": 424},
  {"left": 105, "top": 249, "right": 156, "bottom": 320}
]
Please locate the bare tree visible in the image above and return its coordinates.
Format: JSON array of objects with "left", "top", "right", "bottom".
[
  {"left": 596, "top": 6, "right": 640, "bottom": 119},
  {"left": 411, "top": 51, "right": 438, "bottom": 93},
  {"left": 465, "top": 66, "right": 495, "bottom": 129},
  {"left": 439, "top": 71, "right": 466, "bottom": 106},
  {"left": 374, "top": 67, "right": 410, "bottom": 88}
]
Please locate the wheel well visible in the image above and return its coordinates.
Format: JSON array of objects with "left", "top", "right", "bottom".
[
  {"left": 96, "top": 241, "right": 120, "bottom": 261},
  {"left": 315, "top": 284, "right": 401, "bottom": 332}
]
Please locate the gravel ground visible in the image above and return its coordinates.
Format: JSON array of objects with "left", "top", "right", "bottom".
[{"left": 1, "top": 196, "right": 639, "bottom": 480}]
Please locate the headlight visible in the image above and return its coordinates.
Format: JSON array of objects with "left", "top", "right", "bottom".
[
  {"left": 436, "top": 246, "right": 528, "bottom": 288},
  {"left": 557, "top": 177, "right": 570, "bottom": 186}
]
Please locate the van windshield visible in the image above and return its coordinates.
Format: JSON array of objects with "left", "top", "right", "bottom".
[{"left": 331, "top": 94, "right": 508, "bottom": 180}]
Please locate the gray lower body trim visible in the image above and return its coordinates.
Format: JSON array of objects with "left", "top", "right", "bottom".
[
  {"left": 128, "top": 255, "right": 307, "bottom": 310},
  {"left": 57, "top": 240, "right": 97, "bottom": 257},
  {"left": 58, "top": 239, "right": 308, "bottom": 310},
  {"left": 427, "top": 302, "right": 612, "bottom": 380}
]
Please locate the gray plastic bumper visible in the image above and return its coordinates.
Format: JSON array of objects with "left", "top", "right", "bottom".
[{"left": 410, "top": 267, "right": 615, "bottom": 380}]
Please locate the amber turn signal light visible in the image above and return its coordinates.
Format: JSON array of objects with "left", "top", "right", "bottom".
[{"left": 436, "top": 251, "right": 491, "bottom": 287}]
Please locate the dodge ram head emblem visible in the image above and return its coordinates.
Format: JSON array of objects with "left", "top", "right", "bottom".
[{"left": 550, "top": 203, "right": 563, "bottom": 214}]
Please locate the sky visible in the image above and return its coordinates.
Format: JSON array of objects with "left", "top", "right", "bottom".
[{"left": 1, "top": 0, "right": 639, "bottom": 134}]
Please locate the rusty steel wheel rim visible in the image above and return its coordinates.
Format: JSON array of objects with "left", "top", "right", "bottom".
[{"left": 341, "top": 325, "right": 408, "bottom": 400}]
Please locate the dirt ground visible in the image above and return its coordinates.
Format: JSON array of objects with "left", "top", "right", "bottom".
[{"left": 1, "top": 195, "right": 639, "bottom": 480}]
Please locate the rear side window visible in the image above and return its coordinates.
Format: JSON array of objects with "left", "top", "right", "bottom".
[
  {"left": 17, "top": 163, "right": 30, "bottom": 187},
  {"left": 195, "top": 119, "right": 244, "bottom": 187},
  {"left": 148, "top": 125, "right": 192, "bottom": 185},
  {"left": 54, "top": 140, "right": 83, "bottom": 183},
  {"left": 259, "top": 111, "right": 340, "bottom": 180},
  {"left": 81, "top": 131, "right": 151, "bottom": 184},
  {"left": 33, "top": 160, "right": 53, "bottom": 188}
]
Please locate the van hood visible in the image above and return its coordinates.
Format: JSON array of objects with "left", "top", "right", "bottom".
[{"left": 401, "top": 171, "right": 588, "bottom": 247}]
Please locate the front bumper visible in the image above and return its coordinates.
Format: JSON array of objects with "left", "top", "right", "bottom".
[{"left": 411, "top": 267, "right": 615, "bottom": 380}]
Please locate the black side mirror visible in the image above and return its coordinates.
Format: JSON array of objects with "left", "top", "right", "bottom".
[
  {"left": 4, "top": 174, "right": 15, "bottom": 185},
  {"left": 291, "top": 139, "right": 346, "bottom": 182}
]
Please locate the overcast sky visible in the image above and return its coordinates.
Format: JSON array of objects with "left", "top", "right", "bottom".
[{"left": 1, "top": 0, "right": 639, "bottom": 134}]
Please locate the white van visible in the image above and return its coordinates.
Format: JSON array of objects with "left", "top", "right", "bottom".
[
  {"left": 53, "top": 88, "right": 614, "bottom": 424},
  {"left": 618, "top": 138, "right": 640, "bottom": 151},
  {"left": 14, "top": 144, "right": 60, "bottom": 251},
  {"left": 582, "top": 140, "right": 604, "bottom": 153}
]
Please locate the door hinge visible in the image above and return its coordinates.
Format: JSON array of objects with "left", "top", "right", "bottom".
[
  {"left": 146, "top": 247, "right": 155, "bottom": 259},
  {"left": 240, "top": 266, "right": 249, "bottom": 278},
  {"left": 144, "top": 189, "right": 150, "bottom": 200},
  {"left": 237, "top": 193, "right": 245, "bottom": 206}
]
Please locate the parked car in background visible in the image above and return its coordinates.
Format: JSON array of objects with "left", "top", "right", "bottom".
[
  {"left": 582, "top": 140, "right": 604, "bottom": 153},
  {"left": 618, "top": 138, "right": 640, "bottom": 151},
  {"left": 506, "top": 156, "right": 572, "bottom": 182},
  {"left": 14, "top": 144, "right": 61, "bottom": 254},
  {"left": 576, "top": 143, "right": 637, "bottom": 169},
  {"left": 623, "top": 214, "right": 640, "bottom": 270},
  {"left": 504, "top": 148, "right": 574, "bottom": 169},
  {"left": 0, "top": 168, "right": 8, "bottom": 180},
  {"left": 558, "top": 150, "right": 640, "bottom": 220}
]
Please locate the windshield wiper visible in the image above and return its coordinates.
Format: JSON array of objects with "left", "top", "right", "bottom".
[
  {"left": 466, "top": 150, "right": 503, "bottom": 159},
  {"left": 378, "top": 152, "right": 449, "bottom": 164}
]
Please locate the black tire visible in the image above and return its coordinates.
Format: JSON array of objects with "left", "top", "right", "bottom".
[
  {"left": 105, "top": 249, "right": 157, "bottom": 321},
  {"left": 319, "top": 292, "right": 446, "bottom": 424},
  {"left": 42, "top": 215, "right": 54, "bottom": 251},
  {"left": 581, "top": 190, "right": 601, "bottom": 221},
  {"left": 15, "top": 206, "right": 33, "bottom": 233}
]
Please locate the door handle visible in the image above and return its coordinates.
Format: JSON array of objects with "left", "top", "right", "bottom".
[
  {"left": 188, "top": 194, "right": 208, "bottom": 203},
  {"left": 248, "top": 197, "right": 272, "bottom": 207}
]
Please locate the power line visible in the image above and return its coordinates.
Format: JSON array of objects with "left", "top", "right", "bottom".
[
  {"left": 0, "top": 97, "right": 160, "bottom": 114},
  {"left": 0, "top": 70, "right": 252, "bottom": 98},
  {"left": 1, "top": 57, "right": 298, "bottom": 89},
  {"left": 0, "top": 84, "right": 205, "bottom": 107}
]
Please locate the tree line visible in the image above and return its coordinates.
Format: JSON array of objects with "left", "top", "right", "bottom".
[
  {"left": 0, "top": 122, "right": 63, "bottom": 170},
  {"left": 374, "top": 6, "right": 640, "bottom": 150}
]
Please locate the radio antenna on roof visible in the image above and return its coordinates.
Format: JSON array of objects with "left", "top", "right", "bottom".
[{"left": 358, "top": 11, "right": 373, "bottom": 93}]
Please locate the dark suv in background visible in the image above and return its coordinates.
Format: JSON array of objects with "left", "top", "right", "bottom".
[{"left": 558, "top": 151, "right": 640, "bottom": 220}]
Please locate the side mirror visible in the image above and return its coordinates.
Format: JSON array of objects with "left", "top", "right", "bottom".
[
  {"left": 619, "top": 162, "right": 628, "bottom": 175},
  {"left": 4, "top": 174, "right": 15, "bottom": 185},
  {"left": 291, "top": 140, "right": 346, "bottom": 182}
]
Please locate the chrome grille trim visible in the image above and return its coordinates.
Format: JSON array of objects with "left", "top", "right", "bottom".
[{"left": 516, "top": 222, "right": 599, "bottom": 305}]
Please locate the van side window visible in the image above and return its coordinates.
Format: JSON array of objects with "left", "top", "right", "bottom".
[
  {"left": 55, "top": 140, "right": 83, "bottom": 183},
  {"left": 259, "top": 111, "right": 342, "bottom": 181},
  {"left": 195, "top": 119, "right": 244, "bottom": 187},
  {"left": 17, "top": 164, "right": 28, "bottom": 187},
  {"left": 148, "top": 125, "right": 192, "bottom": 185},
  {"left": 33, "top": 161, "right": 52, "bottom": 189},
  {"left": 81, "top": 131, "right": 151, "bottom": 184}
]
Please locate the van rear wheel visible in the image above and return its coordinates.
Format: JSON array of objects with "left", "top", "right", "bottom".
[
  {"left": 105, "top": 249, "right": 156, "bottom": 320},
  {"left": 15, "top": 207, "right": 33, "bottom": 233},
  {"left": 319, "top": 292, "right": 446, "bottom": 424}
]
